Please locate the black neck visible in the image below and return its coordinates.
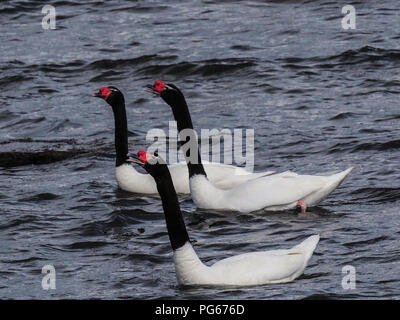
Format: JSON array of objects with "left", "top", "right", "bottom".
[
  {"left": 165, "top": 92, "right": 206, "bottom": 178},
  {"left": 110, "top": 95, "right": 129, "bottom": 167},
  {"left": 155, "top": 171, "right": 190, "bottom": 251}
]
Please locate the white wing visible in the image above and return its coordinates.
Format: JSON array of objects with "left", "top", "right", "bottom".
[
  {"left": 207, "top": 235, "right": 320, "bottom": 285},
  {"left": 190, "top": 168, "right": 353, "bottom": 212},
  {"left": 168, "top": 162, "right": 274, "bottom": 193},
  {"left": 226, "top": 173, "right": 327, "bottom": 212}
]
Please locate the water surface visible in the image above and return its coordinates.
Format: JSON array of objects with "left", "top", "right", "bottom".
[{"left": 0, "top": 0, "right": 399, "bottom": 299}]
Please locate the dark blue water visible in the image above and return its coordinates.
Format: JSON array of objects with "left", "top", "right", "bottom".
[{"left": 0, "top": 0, "right": 399, "bottom": 299}]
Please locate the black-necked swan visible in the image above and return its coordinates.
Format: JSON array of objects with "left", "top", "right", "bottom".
[
  {"left": 130, "top": 150, "right": 320, "bottom": 286},
  {"left": 146, "top": 81, "right": 353, "bottom": 213},
  {"left": 92, "top": 86, "right": 274, "bottom": 194}
]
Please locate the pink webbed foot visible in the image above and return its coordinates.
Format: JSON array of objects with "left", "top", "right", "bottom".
[{"left": 297, "top": 200, "right": 307, "bottom": 214}]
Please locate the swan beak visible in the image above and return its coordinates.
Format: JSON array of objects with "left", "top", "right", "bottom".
[
  {"left": 92, "top": 91, "right": 103, "bottom": 98},
  {"left": 126, "top": 153, "right": 145, "bottom": 166},
  {"left": 144, "top": 84, "right": 160, "bottom": 96}
]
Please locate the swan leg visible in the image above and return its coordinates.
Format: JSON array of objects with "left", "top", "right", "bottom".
[{"left": 297, "top": 200, "right": 307, "bottom": 214}]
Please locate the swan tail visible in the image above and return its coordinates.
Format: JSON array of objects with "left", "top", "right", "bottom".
[
  {"left": 291, "top": 234, "right": 320, "bottom": 263},
  {"left": 304, "top": 167, "right": 353, "bottom": 206},
  {"left": 328, "top": 167, "right": 353, "bottom": 188},
  {"left": 321, "top": 166, "right": 353, "bottom": 198}
]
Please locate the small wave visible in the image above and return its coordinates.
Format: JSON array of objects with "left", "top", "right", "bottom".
[
  {"left": 69, "top": 208, "right": 153, "bottom": 237},
  {"left": 0, "top": 215, "right": 37, "bottom": 231},
  {"left": 358, "top": 128, "right": 391, "bottom": 134},
  {"left": 352, "top": 140, "right": 400, "bottom": 152},
  {"left": 0, "top": 116, "right": 46, "bottom": 130},
  {"left": 124, "top": 253, "right": 165, "bottom": 264},
  {"left": 350, "top": 187, "right": 400, "bottom": 204},
  {"left": 0, "top": 149, "right": 86, "bottom": 167},
  {"left": 0, "top": 137, "right": 78, "bottom": 145},
  {"left": 109, "top": 5, "right": 168, "bottom": 13},
  {"left": 303, "top": 293, "right": 361, "bottom": 300},
  {"left": 277, "top": 46, "right": 400, "bottom": 70},
  {"left": 328, "top": 139, "right": 400, "bottom": 154},
  {"left": 0, "top": 75, "right": 34, "bottom": 88},
  {"left": 88, "top": 70, "right": 126, "bottom": 83},
  {"left": 329, "top": 112, "right": 357, "bottom": 120},
  {"left": 24, "top": 60, "right": 86, "bottom": 74},
  {"left": 374, "top": 114, "right": 400, "bottom": 122},
  {"left": 302, "top": 293, "right": 334, "bottom": 300},
  {"left": 336, "top": 45, "right": 400, "bottom": 63},
  {"left": 65, "top": 241, "right": 111, "bottom": 250},
  {"left": 0, "top": 110, "right": 16, "bottom": 122},
  {"left": 137, "top": 58, "right": 257, "bottom": 77},
  {"left": 343, "top": 236, "right": 388, "bottom": 248},
  {"left": 86, "top": 55, "right": 177, "bottom": 70},
  {"left": 22, "top": 193, "right": 61, "bottom": 202},
  {"left": 230, "top": 45, "right": 258, "bottom": 51}
]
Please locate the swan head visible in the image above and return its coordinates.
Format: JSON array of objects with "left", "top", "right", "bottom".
[
  {"left": 145, "top": 80, "right": 184, "bottom": 107},
  {"left": 92, "top": 86, "right": 124, "bottom": 106},
  {"left": 128, "top": 150, "right": 169, "bottom": 180}
]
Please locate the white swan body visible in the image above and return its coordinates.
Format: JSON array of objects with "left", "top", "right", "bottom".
[
  {"left": 147, "top": 81, "right": 353, "bottom": 212},
  {"left": 189, "top": 168, "right": 353, "bottom": 212},
  {"left": 173, "top": 235, "right": 319, "bottom": 286},
  {"left": 133, "top": 150, "right": 320, "bottom": 286},
  {"left": 116, "top": 162, "right": 274, "bottom": 194}
]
